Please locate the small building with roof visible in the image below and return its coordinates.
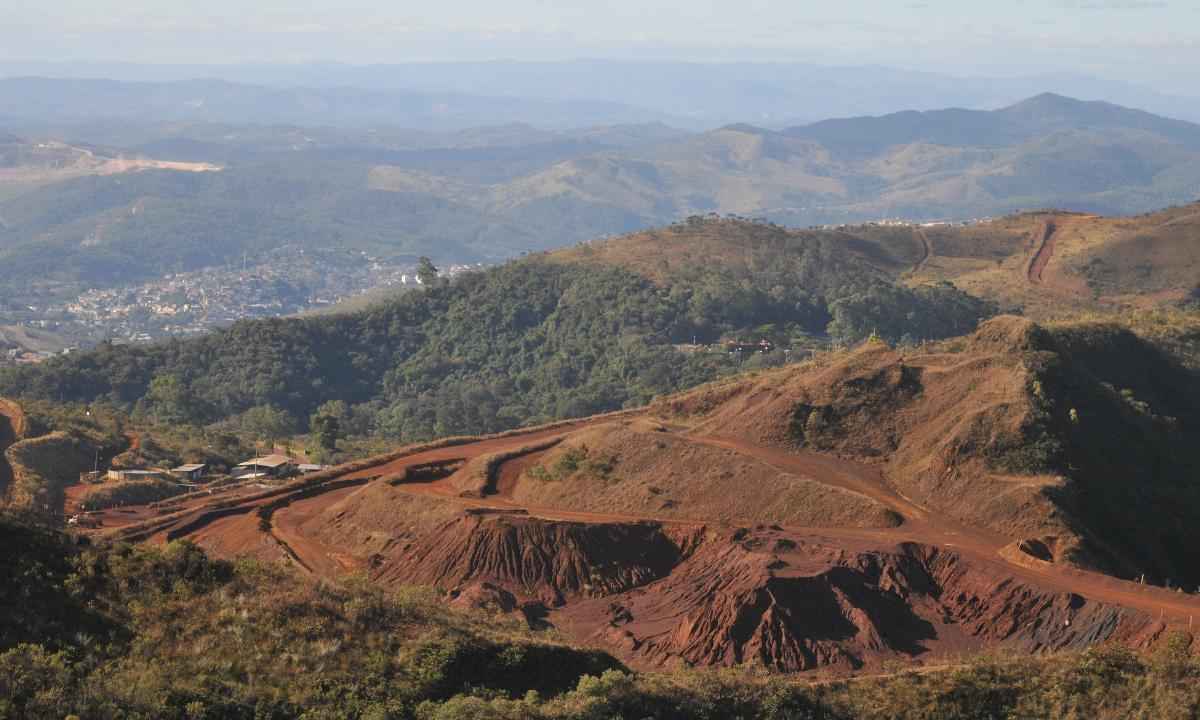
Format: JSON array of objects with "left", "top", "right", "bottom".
[
  {"left": 106, "top": 469, "right": 165, "bottom": 482},
  {"left": 170, "top": 463, "right": 208, "bottom": 482},
  {"left": 234, "top": 454, "right": 296, "bottom": 479}
]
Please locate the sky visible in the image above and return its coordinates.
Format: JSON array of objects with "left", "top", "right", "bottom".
[{"left": 2, "top": 0, "right": 1198, "bottom": 92}]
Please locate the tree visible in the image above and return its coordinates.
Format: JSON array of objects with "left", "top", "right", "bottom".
[
  {"left": 416, "top": 256, "right": 440, "bottom": 286},
  {"left": 238, "top": 405, "right": 295, "bottom": 445},
  {"left": 313, "top": 414, "right": 340, "bottom": 452},
  {"left": 143, "top": 373, "right": 198, "bottom": 426}
]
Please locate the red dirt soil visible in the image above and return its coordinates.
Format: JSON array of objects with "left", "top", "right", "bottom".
[
  {"left": 1026, "top": 220, "right": 1057, "bottom": 284},
  {"left": 83, "top": 344, "right": 1200, "bottom": 673}
]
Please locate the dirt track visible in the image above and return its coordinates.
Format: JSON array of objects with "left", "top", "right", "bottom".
[
  {"left": 92, "top": 413, "right": 1200, "bottom": 662},
  {"left": 911, "top": 229, "right": 933, "bottom": 275},
  {"left": 1026, "top": 220, "right": 1058, "bottom": 284},
  {"left": 316, "top": 423, "right": 1200, "bottom": 624}
]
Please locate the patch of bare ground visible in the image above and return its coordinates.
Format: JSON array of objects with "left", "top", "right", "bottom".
[
  {"left": 556, "top": 529, "right": 1167, "bottom": 673},
  {"left": 506, "top": 420, "right": 903, "bottom": 529},
  {"left": 653, "top": 318, "right": 1072, "bottom": 549},
  {"left": 1026, "top": 220, "right": 1057, "bottom": 283},
  {"left": 81, "top": 321, "right": 1200, "bottom": 674}
]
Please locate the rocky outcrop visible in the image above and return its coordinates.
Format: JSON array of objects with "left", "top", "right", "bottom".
[{"left": 370, "top": 513, "right": 697, "bottom": 607}]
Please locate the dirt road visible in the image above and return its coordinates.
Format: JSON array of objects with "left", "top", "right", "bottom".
[
  {"left": 911, "top": 228, "right": 933, "bottom": 275},
  {"left": 1027, "top": 220, "right": 1058, "bottom": 284},
  {"left": 101, "top": 413, "right": 1200, "bottom": 630}
]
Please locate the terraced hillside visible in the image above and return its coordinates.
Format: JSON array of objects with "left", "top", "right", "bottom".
[{"left": 80, "top": 317, "right": 1200, "bottom": 674}]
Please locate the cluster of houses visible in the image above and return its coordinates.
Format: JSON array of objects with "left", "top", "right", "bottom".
[{"left": 83, "top": 454, "right": 325, "bottom": 487}]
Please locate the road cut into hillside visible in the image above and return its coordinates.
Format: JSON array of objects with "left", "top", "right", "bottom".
[{"left": 82, "top": 407, "right": 1200, "bottom": 674}]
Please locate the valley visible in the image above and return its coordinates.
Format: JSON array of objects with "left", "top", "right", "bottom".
[
  {"left": 8, "top": 9, "right": 1200, "bottom": 716},
  {"left": 3, "top": 93, "right": 1200, "bottom": 318}
]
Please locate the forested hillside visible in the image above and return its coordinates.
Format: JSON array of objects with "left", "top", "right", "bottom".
[
  {"left": 4, "top": 92, "right": 1200, "bottom": 301},
  {"left": 0, "top": 223, "right": 994, "bottom": 441}
]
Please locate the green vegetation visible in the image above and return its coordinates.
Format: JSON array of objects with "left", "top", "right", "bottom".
[
  {"left": 76, "top": 477, "right": 187, "bottom": 511},
  {"left": 2, "top": 514, "right": 1198, "bottom": 719},
  {"left": 0, "top": 224, "right": 995, "bottom": 446},
  {"left": 4, "top": 433, "right": 93, "bottom": 515},
  {"left": 0, "top": 398, "right": 262, "bottom": 517},
  {"left": 8, "top": 92, "right": 1200, "bottom": 308},
  {"left": 527, "top": 445, "right": 617, "bottom": 483},
  {"left": 1030, "top": 322, "right": 1200, "bottom": 583}
]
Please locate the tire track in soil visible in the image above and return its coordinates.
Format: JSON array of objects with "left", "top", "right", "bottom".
[
  {"left": 103, "top": 415, "right": 1200, "bottom": 629},
  {"left": 1026, "top": 220, "right": 1058, "bottom": 284},
  {"left": 911, "top": 229, "right": 933, "bottom": 275}
]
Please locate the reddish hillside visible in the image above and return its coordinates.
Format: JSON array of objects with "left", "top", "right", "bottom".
[
  {"left": 663, "top": 316, "right": 1200, "bottom": 584},
  {"left": 82, "top": 323, "right": 1200, "bottom": 674},
  {"left": 549, "top": 204, "right": 1200, "bottom": 318}
]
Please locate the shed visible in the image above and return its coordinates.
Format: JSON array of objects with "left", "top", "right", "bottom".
[
  {"left": 234, "top": 454, "right": 296, "bottom": 478},
  {"left": 106, "top": 469, "right": 165, "bottom": 482},
  {"left": 171, "top": 463, "right": 208, "bottom": 482}
]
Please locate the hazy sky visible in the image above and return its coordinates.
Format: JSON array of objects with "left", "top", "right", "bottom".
[{"left": 3, "top": 0, "right": 1197, "bottom": 90}]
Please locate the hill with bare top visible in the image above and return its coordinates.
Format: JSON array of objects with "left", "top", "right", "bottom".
[
  {"left": 70, "top": 314, "right": 1200, "bottom": 677},
  {"left": 652, "top": 316, "right": 1200, "bottom": 586},
  {"left": 552, "top": 203, "right": 1200, "bottom": 321}
]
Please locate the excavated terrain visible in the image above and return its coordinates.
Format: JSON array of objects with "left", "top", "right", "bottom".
[{"left": 82, "top": 318, "right": 1200, "bottom": 674}]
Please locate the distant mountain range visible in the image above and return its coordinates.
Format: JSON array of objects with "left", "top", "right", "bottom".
[
  {"left": 1, "top": 92, "right": 1198, "bottom": 299},
  {"left": 0, "top": 76, "right": 679, "bottom": 131},
  {"left": 7, "top": 60, "right": 1200, "bottom": 127}
]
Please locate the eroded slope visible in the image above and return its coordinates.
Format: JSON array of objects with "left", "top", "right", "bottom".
[{"left": 653, "top": 315, "right": 1200, "bottom": 586}]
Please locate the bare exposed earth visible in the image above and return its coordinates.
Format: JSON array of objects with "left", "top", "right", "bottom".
[
  {"left": 84, "top": 320, "right": 1200, "bottom": 673},
  {"left": 0, "top": 140, "right": 221, "bottom": 200},
  {"left": 550, "top": 204, "right": 1200, "bottom": 321},
  {"left": 1026, "top": 220, "right": 1057, "bottom": 284}
]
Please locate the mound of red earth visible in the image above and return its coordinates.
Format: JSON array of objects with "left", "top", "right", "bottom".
[
  {"left": 655, "top": 315, "right": 1200, "bottom": 588},
  {"left": 272, "top": 481, "right": 1182, "bottom": 672},
  {"left": 90, "top": 317, "right": 1200, "bottom": 673},
  {"left": 563, "top": 527, "right": 1164, "bottom": 671}
]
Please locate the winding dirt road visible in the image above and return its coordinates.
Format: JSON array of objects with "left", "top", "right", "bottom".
[
  {"left": 1027, "top": 220, "right": 1058, "bottom": 284},
  {"left": 95, "top": 414, "right": 1200, "bottom": 631},
  {"left": 911, "top": 229, "right": 933, "bottom": 275}
]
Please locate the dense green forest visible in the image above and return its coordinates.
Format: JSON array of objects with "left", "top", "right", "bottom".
[
  {"left": 2, "top": 513, "right": 1198, "bottom": 719},
  {"left": 0, "top": 248, "right": 994, "bottom": 442}
]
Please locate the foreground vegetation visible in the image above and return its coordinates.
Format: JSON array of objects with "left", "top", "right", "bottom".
[{"left": 1, "top": 513, "right": 1197, "bottom": 719}]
